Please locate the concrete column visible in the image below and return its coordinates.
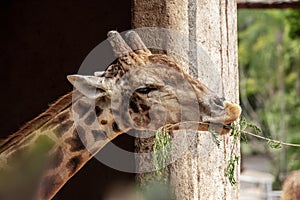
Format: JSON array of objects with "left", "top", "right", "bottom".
[{"left": 132, "top": 0, "right": 239, "bottom": 199}]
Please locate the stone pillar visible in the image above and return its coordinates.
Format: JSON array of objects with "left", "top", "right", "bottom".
[{"left": 132, "top": 0, "right": 239, "bottom": 199}]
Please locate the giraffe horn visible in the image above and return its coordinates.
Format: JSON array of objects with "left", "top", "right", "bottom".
[
  {"left": 107, "top": 31, "right": 132, "bottom": 57},
  {"left": 125, "top": 31, "right": 151, "bottom": 54}
]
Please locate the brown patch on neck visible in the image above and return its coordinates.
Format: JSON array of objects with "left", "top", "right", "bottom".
[
  {"left": 73, "top": 100, "right": 91, "bottom": 118},
  {"left": 84, "top": 112, "right": 96, "bottom": 125},
  {"left": 41, "top": 174, "right": 64, "bottom": 200},
  {"left": 0, "top": 91, "right": 82, "bottom": 153},
  {"left": 95, "top": 106, "right": 103, "bottom": 116},
  {"left": 65, "top": 128, "right": 86, "bottom": 152},
  {"left": 49, "top": 146, "right": 64, "bottom": 169},
  {"left": 112, "top": 121, "right": 121, "bottom": 133},
  {"left": 66, "top": 155, "right": 82, "bottom": 176},
  {"left": 40, "top": 111, "right": 71, "bottom": 132},
  {"left": 53, "top": 119, "right": 74, "bottom": 137}
]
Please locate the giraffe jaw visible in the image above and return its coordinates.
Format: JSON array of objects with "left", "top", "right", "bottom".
[
  {"left": 204, "top": 121, "right": 233, "bottom": 135},
  {"left": 202, "top": 101, "right": 241, "bottom": 135}
]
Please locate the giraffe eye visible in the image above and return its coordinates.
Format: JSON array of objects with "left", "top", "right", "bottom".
[{"left": 136, "top": 87, "right": 157, "bottom": 94}]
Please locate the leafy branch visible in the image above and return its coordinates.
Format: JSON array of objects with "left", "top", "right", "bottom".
[
  {"left": 152, "top": 117, "right": 300, "bottom": 185},
  {"left": 221, "top": 116, "right": 300, "bottom": 185},
  {"left": 225, "top": 154, "right": 239, "bottom": 186},
  {"left": 153, "top": 126, "right": 171, "bottom": 179},
  {"left": 240, "top": 129, "right": 300, "bottom": 148}
]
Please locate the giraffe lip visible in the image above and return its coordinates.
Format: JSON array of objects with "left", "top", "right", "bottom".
[
  {"left": 205, "top": 122, "right": 233, "bottom": 135},
  {"left": 206, "top": 122, "right": 232, "bottom": 131}
]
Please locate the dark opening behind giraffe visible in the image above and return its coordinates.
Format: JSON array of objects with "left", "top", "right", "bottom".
[{"left": 0, "top": 31, "right": 241, "bottom": 200}]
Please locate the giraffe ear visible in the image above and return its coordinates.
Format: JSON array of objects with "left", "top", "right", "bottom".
[{"left": 67, "top": 75, "right": 108, "bottom": 99}]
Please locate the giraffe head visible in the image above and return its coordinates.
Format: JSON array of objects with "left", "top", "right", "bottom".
[{"left": 68, "top": 31, "right": 241, "bottom": 135}]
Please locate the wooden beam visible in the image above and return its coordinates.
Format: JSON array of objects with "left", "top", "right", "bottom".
[{"left": 238, "top": 0, "right": 300, "bottom": 9}]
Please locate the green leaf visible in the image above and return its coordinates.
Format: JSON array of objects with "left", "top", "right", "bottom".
[
  {"left": 209, "top": 127, "right": 221, "bottom": 148},
  {"left": 153, "top": 127, "right": 171, "bottom": 179},
  {"left": 239, "top": 117, "right": 248, "bottom": 131},
  {"left": 247, "top": 123, "right": 262, "bottom": 134},
  {"left": 225, "top": 155, "right": 239, "bottom": 186},
  {"left": 268, "top": 140, "right": 282, "bottom": 149},
  {"left": 240, "top": 132, "right": 248, "bottom": 143}
]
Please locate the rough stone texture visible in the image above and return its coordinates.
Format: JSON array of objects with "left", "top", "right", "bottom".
[
  {"left": 133, "top": 0, "right": 239, "bottom": 199},
  {"left": 237, "top": 0, "right": 300, "bottom": 8}
]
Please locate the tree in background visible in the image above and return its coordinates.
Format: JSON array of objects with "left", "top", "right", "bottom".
[{"left": 238, "top": 9, "right": 300, "bottom": 188}]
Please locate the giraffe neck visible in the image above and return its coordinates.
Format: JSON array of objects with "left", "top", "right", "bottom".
[{"left": 0, "top": 92, "right": 125, "bottom": 200}]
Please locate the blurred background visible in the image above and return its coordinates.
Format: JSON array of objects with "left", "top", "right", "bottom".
[{"left": 238, "top": 9, "right": 300, "bottom": 200}]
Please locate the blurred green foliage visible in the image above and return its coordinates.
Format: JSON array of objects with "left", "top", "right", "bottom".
[
  {"left": 0, "top": 135, "right": 54, "bottom": 199},
  {"left": 238, "top": 9, "right": 300, "bottom": 187}
]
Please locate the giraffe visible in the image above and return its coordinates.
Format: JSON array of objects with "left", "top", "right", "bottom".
[
  {"left": 0, "top": 31, "right": 241, "bottom": 200},
  {"left": 281, "top": 169, "right": 300, "bottom": 200}
]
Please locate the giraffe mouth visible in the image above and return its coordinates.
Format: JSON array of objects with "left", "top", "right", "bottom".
[
  {"left": 169, "top": 120, "right": 232, "bottom": 135},
  {"left": 204, "top": 101, "right": 241, "bottom": 134},
  {"left": 206, "top": 122, "right": 233, "bottom": 135}
]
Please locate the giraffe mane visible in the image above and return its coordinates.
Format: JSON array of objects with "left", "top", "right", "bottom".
[{"left": 0, "top": 91, "right": 81, "bottom": 153}]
